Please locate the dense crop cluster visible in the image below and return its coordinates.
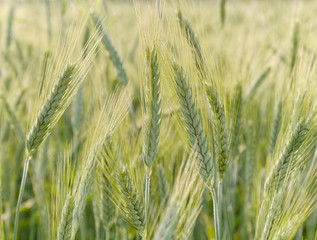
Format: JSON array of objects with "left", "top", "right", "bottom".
[{"left": 1, "top": 1, "right": 317, "bottom": 239}]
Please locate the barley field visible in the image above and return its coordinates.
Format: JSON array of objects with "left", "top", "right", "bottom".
[{"left": 1, "top": 0, "right": 317, "bottom": 239}]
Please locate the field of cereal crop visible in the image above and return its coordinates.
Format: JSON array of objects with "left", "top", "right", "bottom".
[{"left": 1, "top": 0, "right": 317, "bottom": 239}]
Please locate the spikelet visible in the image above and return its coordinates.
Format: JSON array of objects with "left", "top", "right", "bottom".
[
  {"left": 91, "top": 13, "right": 128, "bottom": 85},
  {"left": 177, "top": 10, "right": 206, "bottom": 79},
  {"left": 71, "top": 150, "right": 98, "bottom": 239},
  {"left": 91, "top": 13, "right": 137, "bottom": 127},
  {"left": 70, "top": 88, "right": 130, "bottom": 239},
  {"left": 27, "top": 64, "right": 77, "bottom": 153},
  {"left": 156, "top": 163, "right": 169, "bottom": 203},
  {"left": 219, "top": 0, "right": 226, "bottom": 29},
  {"left": 143, "top": 47, "right": 161, "bottom": 168},
  {"left": 269, "top": 100, "right": 282, "bottom": 155},
  {"left": 39, "top": 51, "right": 51, "bottom": 97},
  {"left": 57, "top": 194, "right": 74, "bottom": 240},
  {"left": 27, "top": 20, "right": 101, "bottom": 154},
  {"left": 95, "top": 162, "right": 116, "bottom": 232},
  {"left": 116, "top": 167, "right": 145, "bottom": 235},
  {"left": 245, "top": 121, "right": 256, "bottom": 195},
  {"left": 264, "top": 117, "right": 309, "bottom": 193},
  {"left": 229, "top": 82, "right": 242, "bottom": 155},
  {"left": 154, "top": 206, "right": 177, "bottom": 240},
  {"left": 290, "top": 21, "right": 300, "bottom": 73},
  {"left": 153, "top": 152, "right": 204, "bottom": 240},
  {"left": 205, "top": 85, "right": 229, "bottom": 178},
  {"left": 6, "top": 6, "right": 14, "bottom": 50},
  {"left": 247, "top": 67, "right": 271, "bottom": 100},
  {"left": 172, "top": 63, "right": 213, "bottom": 184}
]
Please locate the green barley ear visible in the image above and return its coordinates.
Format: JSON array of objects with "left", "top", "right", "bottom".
[
  {"left": 143, "top": 47, "right": 161, "bottom": 168},
  {"left": 176, "top": 10, "right": 206, "bottom": 79},
  {"left": 153, "top": 152, "right": 204, "bottom": 240},
  {"left": 94, "top": 153, "right": 116, "bottom": 235},
  {"left": 71, "top": 150, "right": 98, "bottom": 240},
  {"left": 70, "top": 88, "right": 130, "bottom": 239},
  {"left": 219, "top": 0, "right": 226, "bottom": 29},
  {"left": 57, "top": 194, "right": 74, "bottom": 240},
  {"left": 39, "top": 51, "right": 51, "bottom": 97},
  {"left": 269, "top": 100, "right": 282, "bottom": 155},
  {"left": 91, "top": 12, "right": 137, "bottom": 128},
  {"left": 245, "top": 121, "right": 256, "bottom": 194},
  {"left": 205, "top": 84, "right": 229, "bottom": 178},
  {"left": 247, "top": 67, "right": 271, "bottom": 100},
  {"left": 264, "top": 117, "right": 309, "bottom": 193},
  {"left": 116, "top": 167, "right": 145, "bottom": 236},
  {"left": 156, "top": 163, "right": 170, "bottom": 204},
  {"left": 91, "top": 13, "right": 128, "bottom": 85},
  {"left": 290, "top": 21, "right": 300, "bottom": 73},
  {"left": 172, "top": 63, "right": 213, "bottom": 184},
  {"left": 98, "top": 172, "right": 116, "bottom": 232},
  {"left": 6, "top": 6, "right": 14, "bottom": 50},
  {"left": 71, "top": 85, "right": 84, "bottom": 133},
  {"left": 27, "top": 64, "right": 77, "bottom": 153},
  {"left": 154, "top": 206, "right": 177, "bottom": 240},
  {"left": 229, "top": 82, "right": 242, "bottom": 155},
  {"left": 14, "top": 31, "right": 102, "bottom": 235}
]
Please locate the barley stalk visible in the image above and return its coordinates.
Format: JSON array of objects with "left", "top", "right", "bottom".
[{"left": 142, "top": 46, "right": 161, "bottom": 237}]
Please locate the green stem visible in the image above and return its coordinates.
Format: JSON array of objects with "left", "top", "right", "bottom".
[
  {"left": 13, "top": 154, "right": 32, "bottom": 240},
  {"left": 217, "top": 179, "right": 223, "bottom": 240},
  {"left": 144, "top": 169, "right": 151, "bottom": 240},
  {"left": 105, "top": 229, "right": 110, "bottom": 240},
  {"left": 211, "top": 188, "right": 220, "bottom": 240}
]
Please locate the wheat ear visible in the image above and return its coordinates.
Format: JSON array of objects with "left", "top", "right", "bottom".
[
  {"left": 269, "top": 100, "right": 282, "bottom": 155},
  {"left": 177, "top": 10, "right": 206, "bottom": 80},
  {"left": 91, "top": 13, "right": 128, "bottom": 85},
  {"left": 116, "top": 168, "right": 145, "bottom": 236},
  {"left": 264, "top": 117, "right": 309, "bottom": 193},
  {"left": 247, "top": 67, "right": 271, "bottom": 100},
  {"left": 142, "top": 46, "right": 161, "bottom": 238},
  {"left": 229, "top": 82, "right": 242, "bottom": 155},
  {"left": 172, "top": 63, "right": 213, "bottom": 184},
  {"left": 219, "top": 0, "right": 226, "bottom": 29},
  {"left": 57, "top": 194, "right": 74, "bottom": 240},
  {"left": 290, "top": 21, "right": 299, "bottom": 73},
  {"left": 205, "top": 85, "right": 229, "bottom": 178},
  {"left": 91, "top": 13, "right": 137, "bottom": 127},
  {"left": 143, "top": 47, "right": 161, "bottom": 168},
  {"left": 27, "top": 64, "right": 77, "bottom": 153}
]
